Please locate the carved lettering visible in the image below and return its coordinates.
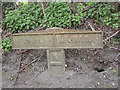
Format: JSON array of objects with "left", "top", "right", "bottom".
[
  {"left": 12, "top": 30, "right": 102, "bottom": 49},
  {"left": 59, "top": 38, "right": 93, "bottom": 44},
  {"left": 24, "top": 39, "right": 41, "bottom": 44}
]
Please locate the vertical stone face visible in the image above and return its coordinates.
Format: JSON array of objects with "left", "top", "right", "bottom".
[{"left": 47, "top": 49, "right": 65, "bottom": 75}]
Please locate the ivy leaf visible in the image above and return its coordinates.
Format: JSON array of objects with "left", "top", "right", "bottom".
[{"left": 26, "top": 25, "right": 29, "bottom": 29}]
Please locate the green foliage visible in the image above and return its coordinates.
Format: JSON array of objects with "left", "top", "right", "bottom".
[
  {"left": 2, "top": 2, "right": 119, "bottom": 33},
  {"left": 86, "top": 2, "right": 95, "bottom": 6},
  {"left": 2, "top": 2, "right": 14, "bottom": 8},
  {"left": 45, "top": 2, "right": 72, "bottom": 28},
  {"left": 70, "top": 3, "right": 86, "bottom": 26},
  {"left": 76, "top": 3, "right": 85, "bottom": 21},
  {"left": 4, "top": 7, "right": 14, "bottom": 15},
  {"left": 40, "top": 2, "right": 82, "bottom": 28},
  {"left": 84, "top": 60, "right": 88, "bottom": 63},
  {"left": 2, "top": 3, "right": 43, "bottom": 33},
  {"left": 0, "top": 23, "right": 2, "bottom": 27},
  {"left": 2, "top": 37, "right": 12, "bottom": 52},
  {"left": 2, "top": 2, "right": 83, "bottom": 32},
  {"left": 112, "top": 69, "right": 117, "bottom": 72},
  {"left": 2, "top": 2, "right": 15, "bottom": 18},
  {"left": 83, "top": 3, "right": 120, "bottom": 28},
  {"left": 8, "top": 75, "right": 14, "bottom": 81},
  {"left": 1, "top": 2, "right": 120, "bottom": 53},
  {"left": 110, "top": 38, "right": 120, "bottom": 44}
]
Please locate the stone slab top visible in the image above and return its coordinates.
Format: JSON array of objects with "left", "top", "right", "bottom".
[{"left": 13, "top": 29, "right": 102, "bottom": 36}]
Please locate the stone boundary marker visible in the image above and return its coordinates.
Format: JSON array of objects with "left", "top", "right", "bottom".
[
  {"left": 12, "top": 30, "right": 103, "bottom": 49},
  {"left": 12, "top": 29, "right": 103, "bottom": 75},
  {"left": 0, "top": 28, "right": 2, "bottom": 90}
]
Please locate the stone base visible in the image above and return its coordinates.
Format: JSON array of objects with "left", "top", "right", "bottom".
[{"left": 47, "top": 49, "right": 65, "bottom": 75}]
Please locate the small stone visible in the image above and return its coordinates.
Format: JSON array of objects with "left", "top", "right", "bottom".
[
  {"left": 109, "top": 67, "right": 112, "bottom": 70},
  {"left": 67, "top": 77, "right": 70, "bottom": 80},
  {"left": 97, "top": 82, "right": 100, "bottom": 85},
  {"left": 112, "top": 83, "right": 115, "bottom": 86},
  {"left": 65, "top": 64, "right": 67, "bottom": 67}
]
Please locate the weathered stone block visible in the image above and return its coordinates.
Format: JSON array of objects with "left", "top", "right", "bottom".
[{"left": 47, "top": 49, "right": 65, "bottom": 75}]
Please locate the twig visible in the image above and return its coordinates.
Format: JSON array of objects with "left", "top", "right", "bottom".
[
  {"left": 16, "top": 50, "right": 30, "bottom": 54},
  {"left": 17, "top": 50, "right": 45, "bottom": 73},
  {"left": 110, "top": 47, "right": 120, "bottom": 51},
  {"left": 34, "top": 25, "right": 43, "bottom": 31},
  {"left": 82, "top": 2, "right": 101, "bottom": 13},
  {"left": 41, "top": 2, "right": 46, "bottom": 17},
  {"left": 13, "top": 52, "right": 22, "bottom": 85},
  {"left": 103, "top": 31, "right": 119, "bottom": 42},
  {"left": 28, "top": 25, "right": 44, "bottom": 32},
  {"left": 87, "top": 21, "right": 95, "bottom": 31},
  {"left": 14, "top": 2, "right": 17, "bottom": 10}
]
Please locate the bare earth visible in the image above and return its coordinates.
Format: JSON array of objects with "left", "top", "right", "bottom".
[{"left": 2, "top": 49, "right": 119, "bottom": 88}]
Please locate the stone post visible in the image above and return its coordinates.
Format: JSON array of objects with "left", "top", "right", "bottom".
[{"left": 47, "top": 49, "right": 65, "bottom": 75}]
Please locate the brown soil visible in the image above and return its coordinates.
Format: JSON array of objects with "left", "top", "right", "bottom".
[{"left": 2, "top": 48, "right": 119, "bottom": 88}]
